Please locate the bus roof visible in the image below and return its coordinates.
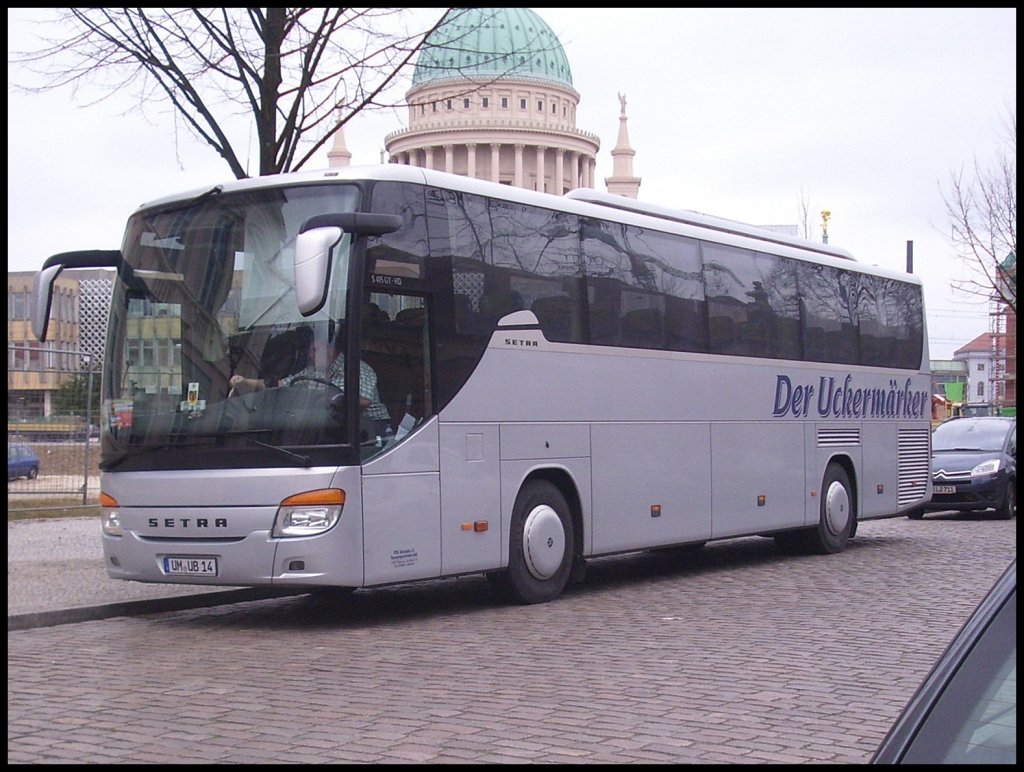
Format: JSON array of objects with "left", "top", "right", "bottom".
[
  {"left": 564, "top": 188, "right": 856, "bottom": 262},
  {"left": 135, "top": 164, "right": 920, "bottom": 285}
]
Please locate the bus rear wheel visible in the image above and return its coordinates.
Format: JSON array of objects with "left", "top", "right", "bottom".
[
  {"left": 774, "top": 463, "right": 854, "bottom": 555},
  {"left": 805, "top": 463, "right": 854, "bottom": 554},
  {"left": 493, "top": 479, "right": 574, "bottom": 605}
]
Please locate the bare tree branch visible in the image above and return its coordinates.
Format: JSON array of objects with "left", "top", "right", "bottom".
[
  {"left": 10, "top": 8, "right": 460, "bottom": 178},
  {"left": 942, "top": 107, "right": 1016, "bottom": 314}
]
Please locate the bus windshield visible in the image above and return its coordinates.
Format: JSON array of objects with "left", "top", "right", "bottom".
[{"left": 101, "top": 183, "right": 362, "bottom": 471}]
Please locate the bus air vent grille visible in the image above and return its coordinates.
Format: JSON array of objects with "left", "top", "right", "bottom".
[
  {"left": 817, "top": 428, "right": 860, "bottom": 447},
  {"left": 897, "top": 428, "right": 931, "bottom": 507}
]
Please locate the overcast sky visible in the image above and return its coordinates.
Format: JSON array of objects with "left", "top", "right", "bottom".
[{"left": 7, "top": 8, "right": 1016, "bottom": 359}]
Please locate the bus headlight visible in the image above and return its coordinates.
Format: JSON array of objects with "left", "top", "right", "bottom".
[
  {"left": 272, "top": 488, "right": 345, "bottom": 538},
  {"left": 100, "top": 491, "right": 123, "bottom": 537}
]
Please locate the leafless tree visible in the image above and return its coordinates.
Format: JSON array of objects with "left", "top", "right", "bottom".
[
  {"left": 942, "top": 108, "right": 1016, "bottom": 314},
  {"left": 797, "top": 187, "right": 813, "bottom": 241},
  {"left": 10, "top": 8, "right": 463, "bottom": 178}
]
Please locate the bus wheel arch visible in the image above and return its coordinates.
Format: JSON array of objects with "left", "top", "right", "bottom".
[{"left": 493, "top": 469, "right": 582, "bottom": 605}]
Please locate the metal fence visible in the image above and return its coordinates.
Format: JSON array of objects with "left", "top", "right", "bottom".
[{"left": 8, "top": 348, "right": 101, "bottom": 511}]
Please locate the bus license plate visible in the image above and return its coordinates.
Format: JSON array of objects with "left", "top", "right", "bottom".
[
  {"left": 933, "top": 485, "right": 956, "bottom": 495},
  {"left": 163, "top": 556, "right": 218, "bottom": 576}
]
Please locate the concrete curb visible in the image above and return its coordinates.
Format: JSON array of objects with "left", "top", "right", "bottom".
[{"left": 7, "top": 587, "right": 303, "bottom": 632}]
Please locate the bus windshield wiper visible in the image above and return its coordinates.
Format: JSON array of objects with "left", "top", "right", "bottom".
[{"left": 242, "top": 437, "right": 312, "bottom": 467}]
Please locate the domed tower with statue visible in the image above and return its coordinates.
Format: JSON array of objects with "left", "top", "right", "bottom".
[{"left": 327, "top": 8, "right": 641, "bottom": 197}]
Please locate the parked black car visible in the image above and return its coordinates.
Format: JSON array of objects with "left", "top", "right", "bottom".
[
  {"left": 871, "top": 560, "right": 1016, "bottom": 764},
  {"left": 910, "top": 416, "right": 1016, "bottom": 520}
]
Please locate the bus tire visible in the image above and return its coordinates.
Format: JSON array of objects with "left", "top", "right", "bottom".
[
  {"left": 494, "top": 479, "right": 574, "bottom": 605},
  {"left": 806, "top": 463, "right": 854, "bottom": 554}
]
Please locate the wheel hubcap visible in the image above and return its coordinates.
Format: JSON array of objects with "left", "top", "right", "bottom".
[
  {"left": 824, "top": 480, "right": 850, "bottom": 535},
  {"left": 523, "top": 504, "right": 566, "bottom": 580}
]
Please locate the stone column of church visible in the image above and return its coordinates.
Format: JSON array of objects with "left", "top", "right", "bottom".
[{"left": 490, "top": 144, "right": 501, "bottom": 183}]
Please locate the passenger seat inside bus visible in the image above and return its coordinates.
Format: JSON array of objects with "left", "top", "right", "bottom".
[
  {"left": 620, "top": 307, "right": 664, "bottom": 349},
  {"left": 531, "top": 295, "right": 574, "bottom": 342},
  {"left": 478, "top": 289, "right": 523, "bottom": 330},
  {"left": 258, "top": 326, "right": 314, "bottom": 381}
]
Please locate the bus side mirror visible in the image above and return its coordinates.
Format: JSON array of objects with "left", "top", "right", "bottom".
[
  {"left": 32, "top": 249, "right": 122, "bottom": 341},
  {"left": 32, "top": 264, "right": 63, "bottom": 342},
  {"left": 295, "top": 213, "right": 403, "bottom": 316},
  {"left": 294, "top": 226, "right": 344, "bottom": 316}
]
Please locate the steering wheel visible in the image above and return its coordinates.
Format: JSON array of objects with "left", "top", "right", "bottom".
[
  {"left": 288, "top": 375, "right": 340, "bottom": 391},
  {"left": 288, "top": 375, "right": 345, "bottom": 419}
]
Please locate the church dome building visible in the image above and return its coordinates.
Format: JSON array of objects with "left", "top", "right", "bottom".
[{"left": 382, "top": 8, "right": 605, "bottom": 194}]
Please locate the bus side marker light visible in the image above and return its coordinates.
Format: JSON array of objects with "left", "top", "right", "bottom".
[
  {"left": 757, "top": 495, "right": 766, "bottom": 507},
  {"left": 650, "top": 505, "right": 661, "bottom": 518},
  {"left": 473, "top": 521, "right": 488, "bottom": 532},
  {"left": 811, "top": 490, "right": 818, "bottom": 497},
  {"left": 877, "top": 484, "right": 884, "bottom": 494}
]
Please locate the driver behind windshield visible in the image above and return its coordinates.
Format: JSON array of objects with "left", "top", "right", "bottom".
[
  {"left": 228, "top": 325, "right": 329, "bottom": 393},
  {"left": 229, "top": 325, "right": 391, "bottom": 438}
]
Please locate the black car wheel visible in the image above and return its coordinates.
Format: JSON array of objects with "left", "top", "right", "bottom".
[{"left": 995, "top": 480, "right": 1015, "bottom": 520}]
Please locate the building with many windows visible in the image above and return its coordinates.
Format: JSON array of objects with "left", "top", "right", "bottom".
[
  {"left": 954, "top": 332, "right": 999, "bottom": 405},
  {"left": 8, "top": 270, "right": 111, "bottom": 419}
]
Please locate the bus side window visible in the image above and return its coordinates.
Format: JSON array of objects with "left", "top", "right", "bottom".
[
  {"left": 479, "top": 289, "right": 523, "bottom": 329},
  {"left": 363, "top": 294, "right": 431, "bottom": 431},
  {"left": 531, "top": 294, "right": 574, "bottom": 341}
]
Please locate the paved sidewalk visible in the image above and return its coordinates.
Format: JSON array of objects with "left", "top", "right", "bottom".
[{"left": 7, "top": 516, "right": 288, "bottom": 630}]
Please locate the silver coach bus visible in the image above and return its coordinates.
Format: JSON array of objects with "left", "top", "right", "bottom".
[{"left": 32, "top": 164, "right": 932, "bottom": 604}]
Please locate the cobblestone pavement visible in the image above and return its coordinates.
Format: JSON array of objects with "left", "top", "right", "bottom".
[{"left": 7, "top": 512, "right": 1016, "bottom": 764}]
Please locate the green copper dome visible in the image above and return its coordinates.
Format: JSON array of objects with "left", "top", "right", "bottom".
[{"left": 412, "top": 8, "right": 573, "bottom": 88}]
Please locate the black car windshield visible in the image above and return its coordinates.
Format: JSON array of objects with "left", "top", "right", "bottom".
[{"left": 933, "top": 419, "right": 1013, "bottom": 452}]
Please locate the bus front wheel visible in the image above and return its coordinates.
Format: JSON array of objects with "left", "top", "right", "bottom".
[{"left": 493, "top": 480, "right": 574, "bottom": 605}]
